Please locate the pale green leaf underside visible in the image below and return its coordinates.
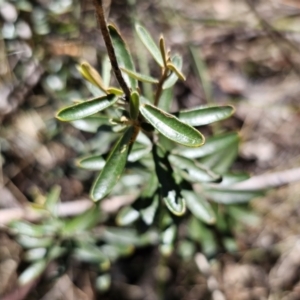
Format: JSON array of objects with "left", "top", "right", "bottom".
[
  {"left": 91, "top": 126, "right": 137, "bottom": 201},
  {"left": 108, "top": 24, "right": 137, "bottom": 89},
  {"left": 163, "top": 190, "right": 186, "bottom": 216},
  {"left": 181, "top": 190, "right": 215, "bottom": 224},
  {"left": 163, "top": 54, "right": 183, "bottom": 89},
  {"left": 121, "top": 67, "right": 159, "bottom": 84},
  {"left": 56, "top": 94, "right": 118, "bottom": 121},
  {"left": 169, "top": 154, "right": 221, "bottom": 183},
  {"left": 116, "top": 206, "right": 140, "bottom": 226},
  {"left": 204, "top": 187, "right": 264, "bottom": 204},
  {"left": 175, "top": 132, "right": 239, "bottom": 158},
  {"left": 140, "top": 104, "right": 204, "bottom": 147},
  {"left": 178, "top": 105, "right": 235, "bottom": 126},
  {"left": 140, "top": 195, "right": 159, "bottom": 225},
  {"left": 76, "top": 155, "right": 106, "bottom": 170},
  {"left": 135, "top": 24, "right": 164, "bottom": 67}
]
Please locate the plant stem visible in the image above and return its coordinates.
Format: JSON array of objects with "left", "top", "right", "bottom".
[
  {"left": 92, "top": 0, "right": 131, "bottom": 101},
  {"left": 154, "top": 67, "right": 169, "bottom": 107}
]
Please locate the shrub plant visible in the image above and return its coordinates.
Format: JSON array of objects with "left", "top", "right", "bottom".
[{"left": 9, "top": 0, "right": 264, "bottom": 292}]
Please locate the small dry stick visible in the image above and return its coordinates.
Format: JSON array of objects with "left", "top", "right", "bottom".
[{"left": 92, "top": 0, "right": 131, "bottom": 101}]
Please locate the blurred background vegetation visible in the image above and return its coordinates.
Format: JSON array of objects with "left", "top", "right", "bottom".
[{"left": 1, "top": 0, "right": 300, "bottom": 299}]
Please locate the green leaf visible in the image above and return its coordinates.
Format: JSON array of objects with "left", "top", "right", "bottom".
[
  {"left": 159, "top": 35, "right": 168, "bottom": 66},
  {"left": 71, "top": 115, "right": 110, "bottom": 133},
  {"left": 116, "top": 206, "right": 140, "bottom": 226},
  {"left": 24, "top": 248, "right": 47, "bottom": 262},
  {"left": 76, "top": 155, "right": 106, "bottom": 170},
  {"left": 153, "top": 145, "right": 186, "bottom": 216},
  {"left": 220, "top": 172, "right": 250, "bottom": 186},
  {"left": 63, "top": 205, "right": 100, "bottom": 235},
  {"left": 101, "top": 54, "right": 111, "bottom": 87},
  {"left": 169, "top": 154, "right": 221, "bottom": 183},
  {"left": 163, "top": 191, "right": 186, "bottom": 216},
  {"left": 91, "top": 126, "right": 139, "bottom": 201},
  {"left": 160, "top": 225, "right": 177, "bottom": 256},
  {"left": 127, "top": 143, "right": 151, "bottom": 162},
  {"left": 166, "top": 61, "right": 185, "bottom": 81},
  {"left": 77, "top": 61, "right": 107, "bottom": 93},
  {"left": 190, "top": 46, "right": 213, "bottom": 104},
  {"left": 16, "top": 236, "right": 53, "bottom": 249},
  {"left": 163, "top": 55, "right": 183, "bottom": 89},
  {"left": 102, "top": 227, "right": 158, "bottom": 247},
  {"left": 175, "top": 132, "right": 239, "bottom": 158},
  {"left": 140, "top": 195, "right": 159, "bottom": 226},
  {"left": 56, "top": 94, "right": 118, "bottom": 122},
  {"left": 120, "top": 67, "right": 159, "bottom": 84},
  {"left": 203, "top": 187, "right": 265, "bottom": 204},
  {"left": 129, "top": 90, "right": 140, "bottom": 120},
  {"left": 187, "top": 217, "right": 217, "bottom": 256},
  {"left": 45, "top": 185, "right": 61, "bottom": 216},
  {"left": 140, "top": 104, "right": 204, "bottom": 147},
  {"left": 10, "top": 221, "right": 45, "bottom": 238},
  {"left": 177, "top": 240, "right": 196, "bottom": 261},
  {"left": 177, "top": 105, "right": 235, "bottom": 126},
  {"left": 74, "top": 244, "right": 110, "bottom": 270},
  {"left": 18, "top": 259, "right": 48, "bottom": 285},
  {"left": 135, "top": 24, "right": 164, "bottom": 67},
  {"left": 108, "top": 24, "right": 137, "bottom": 89},
  {"left": 159, "top": 87, "right": 173, "bottom": 111},
  {"left": 96, "top": 274, "right": 111, "bottom": 292},
  {"left": 201, "top": 139, "right": 239, "bottom": 174},
  {"left": 181, "top": 190, "right": 215, "bottom": 224}
]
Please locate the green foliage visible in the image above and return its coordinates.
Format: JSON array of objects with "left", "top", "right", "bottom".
[{"left": 10, "top": 18, "right": 265, "bottom": 292}]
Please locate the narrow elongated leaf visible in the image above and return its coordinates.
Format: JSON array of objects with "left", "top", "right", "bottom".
[
  {"left": 18, "top": 259, "right": 48, "bottom": 285},
  {"left": 163, "top": 190, "right": 186, "bottom": 216},
  {"left": 10, "top": 221, "right": 45, "bottom": 237},
  {"left": 96, "top": 274, "right": 111, "bottom": 292},
  {"left": 140, "top": 195, "right": 159, "bottom": 225},
  {"left": 108, "top": 24, "right": 137, "bottom": 89},
  {"left": 187, "top": 217, "right": 217, "bottom": 256},
  {"left": 169, "top": 154, "right": 221, "bottom": 183},
  {"left": 166, "top": 62, "right": 185, "bottom": 81},
  {"left": 153, "top": 145, "right": 186, "bottom": 216},
  {"left": 45, "top": 185, "right": 61, "bottom": 216},
  {"left": 204, "top": 187, "right": 265, "bottom": 204},
  {"left": 181, "top": 190, "right": 215, "bottom": 224},
  {"left": 77, "top": 61, "right": 107, "bottom": 93},
  {"left": 76, "top": 155, "right": 106, "bottom": 170},
  {"left": 120, "top": 67, "right": 158, "bottom": 84},
  {"left": 91, "top": 126, "right": 139, "bottom": 201},
  {"left": 101, "top": 54, "right": 111, "bottom": 87},
  {"left": 177, "top": 105, "right": 235, "bottom": 126},
  {"left": 71, "top": 115, "right": 110, "bottom": 133},
  {"left": 16, "top": 236, "right": 53, "bottom": 249},
  {"left": 140, "top": 104, "right": 204, "bottom": 147},
  {"left": 163, "top": 55, "right": 183, "bottom": 89},
  {"left": 24, "top": 248, "right": 47, "bottom": 262},
  {"left": 159, "top": 87, "right": 173, "bottom": 111},
  {"left": 127, "top": 143, "right": 151, "bottom": 162},
  {"left": 159, "top": 36, "right": 168, "bottom": 66},
  {"left": 135, "top": 24, "right": 164, "bottom": 67},
  {"left": 160, "top": 225, "right": 177, "bottom": 256},
  {"left": 102, "top": 227, "right": 158, "bottom": 247},
  {"left": 74, "top": 244, "right": 110, "bottom": 270},
  {"left": 220, "top": 172, "right": 250, "bottom": 186},
  {"left": 201, "top": 140, "right": 239, "bottom": 174},
  {"left": 175, "top": 132, "right": 239, "bottom": 158},
  {"left": 56, "top": 94, "right": 118, "bottom": 121},
  {"left": 129, "top": 90, "right": 140, "bottom": 120},
  {"left": 62, "top": 205, "right": 100, "bottom": 234},
  {"left": 116, "top": 206, "right": 140, "bottom": 226}
]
